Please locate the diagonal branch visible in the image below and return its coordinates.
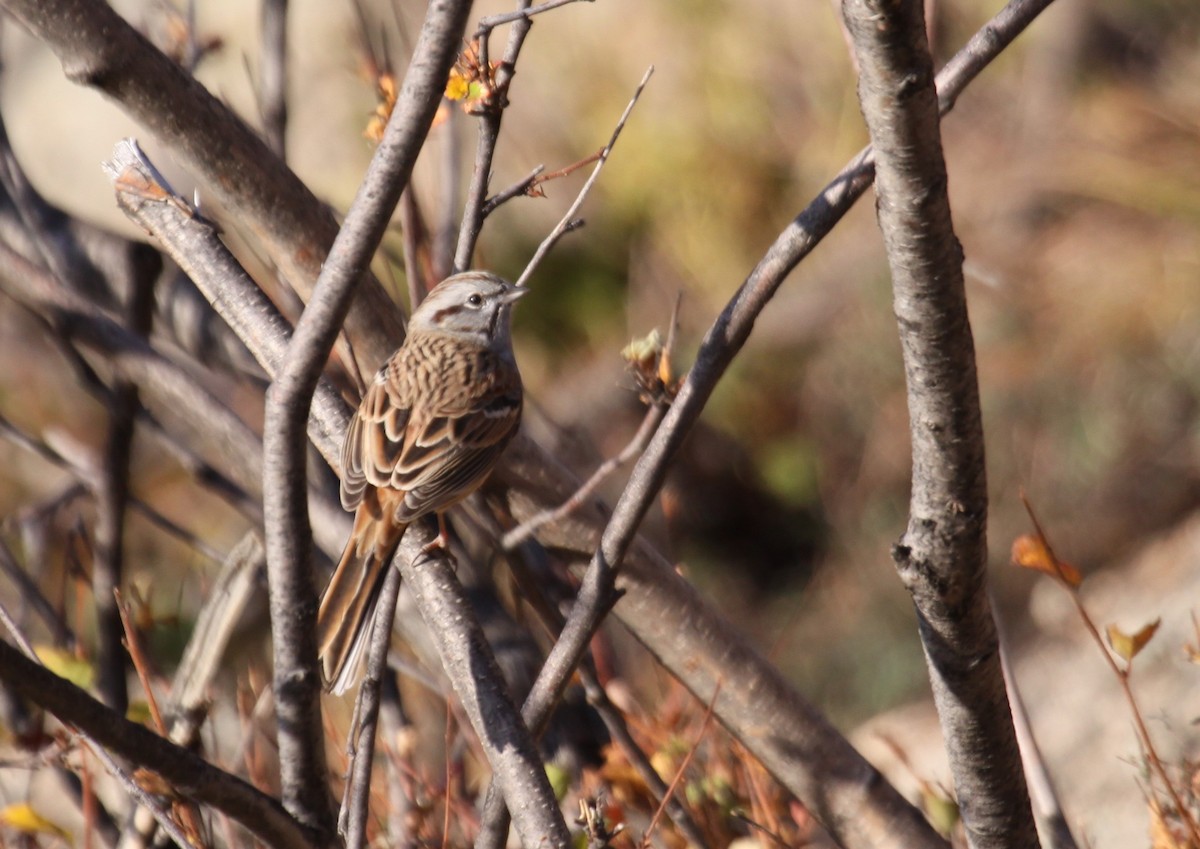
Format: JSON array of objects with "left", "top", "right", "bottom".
[
  {"left": 397, "top": 524, "right": 572, "bottom": 849},
  {"left": 0, "top": 639, "right": 316, "bottom": 849},
  {"left": 0, "top": 0, "right": 405, "bottom": 374}
]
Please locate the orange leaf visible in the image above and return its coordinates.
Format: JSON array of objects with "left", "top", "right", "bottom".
[
  {"left": 1010, "top": 534, "right": 1082, "bottom": 588},
  {"left": 1106, "top": 619, "right": 1161, "bottom": 663}
]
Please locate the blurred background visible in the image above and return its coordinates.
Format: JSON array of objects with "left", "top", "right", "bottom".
[{"left": 1, "top": 0, "right": 1199, "bottom": 845}]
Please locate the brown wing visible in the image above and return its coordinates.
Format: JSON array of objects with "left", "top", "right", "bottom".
[
  {"left": 317, "top": 487, "right": 407, "bottom": 693},
  {"left": 340, "top": 334, "right": 521, "bottom": 520}
]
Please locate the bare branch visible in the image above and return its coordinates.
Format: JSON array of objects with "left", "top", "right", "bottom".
[
  {"left": 453, "top": 0, "right": 534, "bottom": 272},
  {"left": 261, "top": 0, "right": 474, "bottom": 832},
  {"left": 0, "top": 626, "right": 315, "bottom": 849},
  {"left": 842, "top": 0, "right": 1037, "bottom": 844},
  {"left": 480, "top": 163, "right": 544, "bottom": 217},
  {"left": 259, "top": 0, "right": 289, "bottom": 158},
  {"left": 104, "top": 141, "right": 348, "bottom": 477},
  {"left": 397, "top": 524, "right": 572, "bottom": 849},
  {"left": 472, "top": 0, "right": 592, "bottom": 38},
  {"left": 503, "top": 402, "right": 664, "bottom": 549},
  {"left": 515, "top": 65, "right": 652, "bottom": 288},
  {"left": 340, "top": 559, "right": 403, "bottom": 848},
  {"left": 0, "top": 0, "right": 406, "bottom": 375}
]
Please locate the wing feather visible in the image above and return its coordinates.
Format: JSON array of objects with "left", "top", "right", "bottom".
[{"left": 340, "top": 335, "right": 521, "bottom": 519}]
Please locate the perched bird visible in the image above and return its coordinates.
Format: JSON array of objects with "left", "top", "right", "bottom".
[{"left": 317, "top": 271, "right": 526, "bottom": 694}]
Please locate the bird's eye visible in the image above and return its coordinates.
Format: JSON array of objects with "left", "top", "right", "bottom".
[{"left": 467, "top": 293, "right": 484, "bottom": 308}]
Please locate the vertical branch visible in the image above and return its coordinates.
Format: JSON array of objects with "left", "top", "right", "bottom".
[
  {"left": 340, "top": 561, "right": 403, "bottom": 849},
  {"left": 841, "top": 1, "right": 1037, "bottom": 847},
  {"left": 91, "top": 263, "right": 155, "bottom": 715},
  {"left": 261, "top": 0, "right": 474, "bottom": 834},
  {"left": 260, "top": 0, "right": 289, "bottom": 158},
  {"left": 433, "top": 107, "right": 461, "bottom": 281},
  {"left": 452, "top": 0, "right": 532, "bottom": 272}
]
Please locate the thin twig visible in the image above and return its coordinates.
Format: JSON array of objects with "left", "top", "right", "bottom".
[
  {"left": 114, "top": 589, "right": 166, "bottom": 733},
  {"left": 640, "top": 683, "right": 721, "bottom": 849},
  {"left": 576, "top": 663, "right": 708, "bottom": 847},
  {"left": 480, "top": 164, "right": 545, "bottom": 217},
  {"left": 115, "top": 589, "right": 209, "bottom": 847},
  {"left": 515, "top": 65, "right": 652, "bottom": 288},
  {"left": 1020, "top": 497, "right": 1200, "bottom": 844},
  {"left": 482, "top": 152, "right": 600, "bottom": 217},
  {"left": 341, "top": 560, "right": 404, "bottom": 849},
  {"left": 472, "top": 0, "right": 591, "bottom": 38},
  {"left": 502, "top": 402, "right": 665, "bottom": 549}
]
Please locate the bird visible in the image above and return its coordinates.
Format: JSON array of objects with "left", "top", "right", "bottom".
[{"left": 317, "top": 271, "right": 527, "bottom": 694}]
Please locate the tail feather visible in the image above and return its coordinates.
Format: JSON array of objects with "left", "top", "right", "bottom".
[{"left": 317, "top": 494, "right": 406, "bottom": 694}]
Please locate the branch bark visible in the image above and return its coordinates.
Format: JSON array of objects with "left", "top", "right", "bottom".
[
  {"left": 842, "top": 1, "right": 1038, "bottom": 846},
  {"left": 0, "top": 0, "right": 404, "bottom": 375},
  {"left": 0, "top": 640, "right": 317, "bottom": 849},
  {"left": 452, "top": 0, "right": 533, "bottom": 272},
  {"left": 397, "top": 525, "right": 572, "bottom": 849},
  {"left": 261, "top": 0, "right": 474, "bottom": 834}
]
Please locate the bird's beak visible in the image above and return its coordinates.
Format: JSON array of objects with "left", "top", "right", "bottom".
[{"left": 502, "top": 286, "right": 530, "bottom": 304}]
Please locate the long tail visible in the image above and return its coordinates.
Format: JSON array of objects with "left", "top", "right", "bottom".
[{"left": 317, "top": 494, "right": 406, "bottom": 695}]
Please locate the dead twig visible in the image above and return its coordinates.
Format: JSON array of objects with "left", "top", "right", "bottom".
[{"left": 515, "top": 65, "right": 653, "bottom": 288}]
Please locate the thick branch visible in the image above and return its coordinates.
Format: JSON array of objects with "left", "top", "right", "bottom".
[
  {"left": 0, "top": 0, "right": 404, "bottom": 374},
  {"left": 261, "top": 0, "right": 473, "bottom": 833},
  {"left": 397, "top": 524, "right": 572, "bottom": 849},
  {"left": 842, "top": 1, "right": 1037, "bottom": 847},
  {"left": 106, "top": 141, "right": 350, "bottom": 554}
]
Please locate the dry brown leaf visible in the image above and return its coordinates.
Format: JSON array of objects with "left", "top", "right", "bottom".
[{"left": 1010, "top": 533, "right": 1083, "bottom": 588}]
